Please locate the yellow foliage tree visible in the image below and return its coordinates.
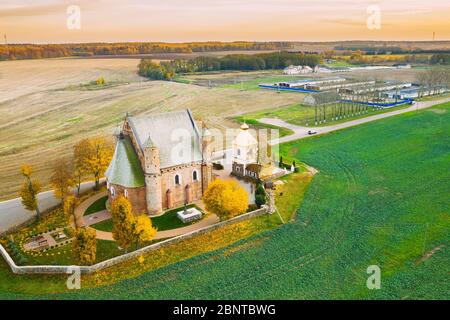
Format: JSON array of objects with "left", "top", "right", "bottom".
[
  {"left": 110, "top": 195, "right": 135, "bottom": 251},
  {"left": 96, "top": 76, "right": 105, "bottom": 86},
  {"left": 64, "top": 194, "right": 80, "bottom": 229},
  {"left": 133, "top": 215, "right": 157, "bottom": 248},
  {"left": 74, "top": 137, "right": 113, "bottom": 190},
  {"left": 49, "top": 158, "right": 74, "bottom": 203},
  {"left": 203, "top": 179, "right": 248, "bottom": 220},
  {"left": 72, "top": 227, "right": 97, "bottom": 265},
  {"left": 19, "top": 164, "right": 42, "bottom": 220}
]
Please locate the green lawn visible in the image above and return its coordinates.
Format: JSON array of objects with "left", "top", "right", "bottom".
[
  {"left": 91, "top": 218, "right": 113, "bottom": 232},
  {"left": 91, "top": 204, "right": 204, "bottom": 232},
  {"left": 1, "top": 103, "right": 448, "bottom": 299},
  {"left": 84, "top": 196, "right": 108, "bottom": 215},
  {"left": 239, "top": 102, "right": 412, "bottom": 127}
]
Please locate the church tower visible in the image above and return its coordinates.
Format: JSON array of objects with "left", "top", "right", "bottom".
[{"left": 143, "top": 136, "right": 162, "bottom": 215}]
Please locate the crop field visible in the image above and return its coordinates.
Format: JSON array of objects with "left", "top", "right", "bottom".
[
  {"left": 1, "top": 101, "right": 447, "bottom": 299},
  {"left": 0, "top": 58, "right": 301, "bottom": 201}
]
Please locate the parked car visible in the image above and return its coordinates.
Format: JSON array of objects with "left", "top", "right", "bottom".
[{"left": 308, "top": 130, "right": 317, "bottom": 135}]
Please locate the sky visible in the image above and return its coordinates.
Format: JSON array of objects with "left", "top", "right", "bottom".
[{"left": 1, "top": 0, "right": 450, "bottom": 43}]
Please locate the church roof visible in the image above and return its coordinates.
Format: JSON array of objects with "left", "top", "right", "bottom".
[
  {"left": 127, "top": 109, "right": 203, "bottom": 169},
  {"left": 234, "top": 123, "right": 257, "bottom": 147},
  {"left": 105, "top": 136, "right": 145, "bottom": 188}
]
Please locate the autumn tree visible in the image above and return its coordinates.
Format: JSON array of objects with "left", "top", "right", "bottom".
[
  {"left": 133, "top": 215, "right": 157, "bottom": 248},
  {"left": 96, "top": 76, "right": 105, "bottom": 85},
  {"left": 72, "top": 227, "right": 97, "bottom": 265},
  {"left": 74, "top": 137, "right": 113, "bottom": 190},
  {"left": 19, "top": 164, "right": 41, "bottom": 220},
  {"left": 203, "top": 179, "right": 248, "bottom": 220},
  {"left": 49, "top": 158, "right": 74, "bottom": 203},
  {"left": 64, "top": 194, "right": 80, "bottom": 229},
  {"left": 72, "top": 165, "right": 84, "bottom": 197},
  {"left": 110, "top": 195, "right": 135, "bottom": 251}
]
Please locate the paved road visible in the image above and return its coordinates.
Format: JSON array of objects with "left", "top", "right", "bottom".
[
  {"left": 259, "top": 97, "right": 450, "bottom": 145},
  {"left": 0, "top": 179, "right": 104, "bottom": 234}
]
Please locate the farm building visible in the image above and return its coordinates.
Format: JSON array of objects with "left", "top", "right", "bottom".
[
  {"left": 307, "top": 80, "right": 376, "bottom": 91},
  {"left": 393, "top": 63, "right": 412, "bottom": 69},
  {"left": 283, "top": 65, "right": 313, "bottom": 75},
  {"left": 339, "top": 82, "right": 412, "bottom": 95},
  {"left": 304, "top": 91, "right": 341, "bottom": 106},
  {"left": 382, "top": 86, "right": 448, "bottom": 99},
  {"left": 272, "top": 77, "right": 345, "bottom": 89}
]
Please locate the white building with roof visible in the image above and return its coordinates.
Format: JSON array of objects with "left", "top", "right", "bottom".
[
  {"left": 232, "top": 123, "right": 258, "bottom": 178},
  {"left": 283, "top": 65, "right": 313, "bottom": 75}
]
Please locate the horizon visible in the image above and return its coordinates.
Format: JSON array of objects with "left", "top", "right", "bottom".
[
  {"left": 1, "top": 1, "right": 450, "bottom": 43},
  {"left": 4, "top": 39, "right": 450, "bottom": 45}
]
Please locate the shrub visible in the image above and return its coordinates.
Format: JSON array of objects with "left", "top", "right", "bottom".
[{"left": 255, "top": 194, "right": 266, "bottom": 208}]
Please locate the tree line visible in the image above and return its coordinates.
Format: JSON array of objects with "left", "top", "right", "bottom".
[
  {"left": 138, "top": 52, "right": 322, "bottom": 80},
  {"left": 0, "top": 41, "right": 290, "bottom": 61},
  {"left": 430, "top": 54, "right": 450, "bottom": 65}
]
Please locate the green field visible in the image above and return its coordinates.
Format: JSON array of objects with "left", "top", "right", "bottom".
[
  {"left": 1, "top": 103, "right": 449, "bottom": 299},
  {"left": 239, "top": 102, "right": 412, "bottom": 127}
]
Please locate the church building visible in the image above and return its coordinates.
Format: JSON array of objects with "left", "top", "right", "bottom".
[
  {"left": 231, "top": 123, "right": 285, "bottom": 182},
  {"left": 105, "top": 109, "right": 213, "bottom": 216}
]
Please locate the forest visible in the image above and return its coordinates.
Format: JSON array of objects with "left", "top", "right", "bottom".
[
  {"left": 138, "top": 52, "right": 322, "bottom": 80},
  {"left": 0, "top": 42, "right": 290, "bottom": 61},
  {"left": 430, "top": 54, "right": 450, "bottom": 65}
]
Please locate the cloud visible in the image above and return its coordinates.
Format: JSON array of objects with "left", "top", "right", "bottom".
[{"left": 0, "top": 0, "right": 99, "bottom": 18}]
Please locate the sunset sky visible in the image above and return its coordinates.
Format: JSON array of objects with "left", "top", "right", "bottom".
[{"left": 1, "top": 0, "right": 450, "bottom": 43}]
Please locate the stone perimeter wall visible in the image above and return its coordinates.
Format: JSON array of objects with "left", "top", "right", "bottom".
[{"left": 0, "top": 207, "right": 268, "bottom": 275}]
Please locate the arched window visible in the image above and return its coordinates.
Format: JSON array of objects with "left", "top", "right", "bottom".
[
  {"left": 124, "top": 189, "right": 128, "bottom": 198},
  {"left": 174, "top": 174, "right": 181, "bottom": 186},
  {"left": 193, "top": 170, "right": 198, "bottom": 181},
  {"left": 237, "top": 149, "right": 241, "bottom": 156},
  {"left": 110, "top": 186, "right": 115, "bottom": 197}
]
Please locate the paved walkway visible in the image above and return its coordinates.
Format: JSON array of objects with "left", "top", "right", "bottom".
[
  {"left": 259, "top": 97, "right": 450, "bottom": 145},
  {"left": 73, "top": 191, "right": 108, "bottom": 228},
  {"left": 94, "top": 213, "right": 220, "bottom": 241},
  {"left": 83, "top": 210, "right": 111, "bottom": 227}
]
